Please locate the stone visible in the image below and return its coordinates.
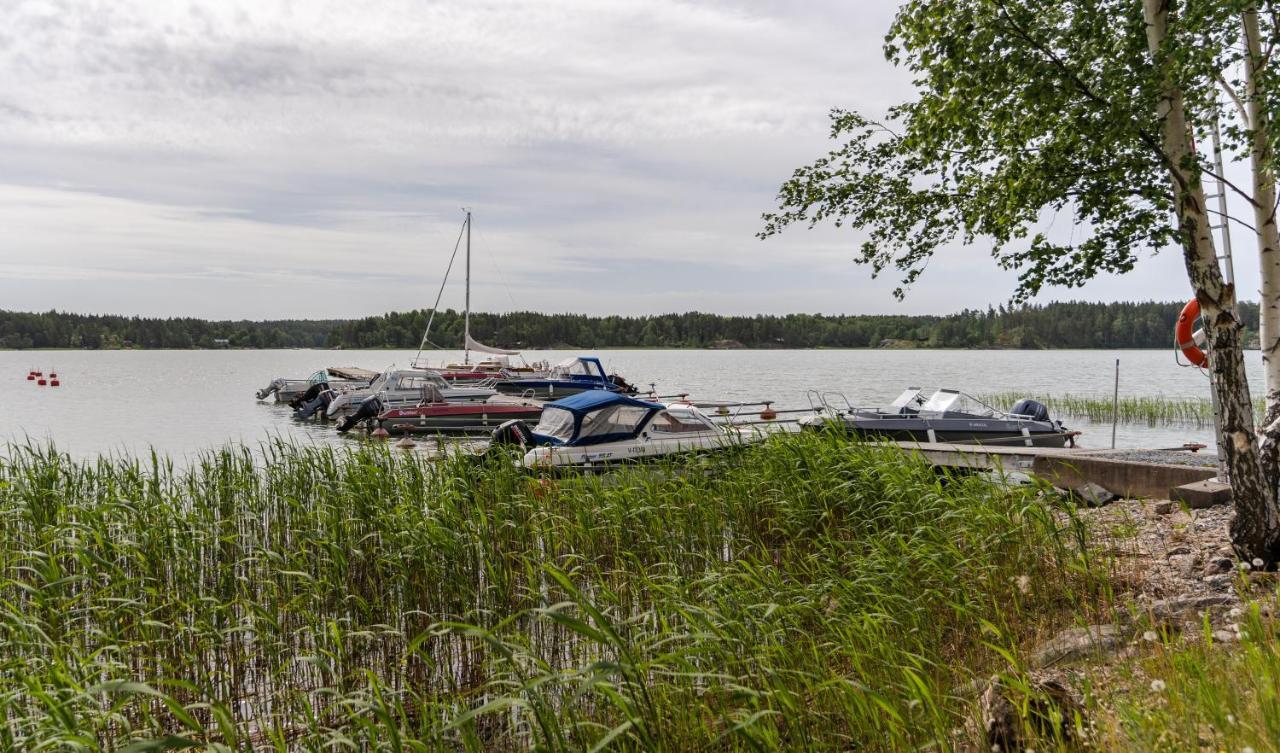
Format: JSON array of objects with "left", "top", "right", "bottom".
[
  {"left": 1203, "top": 557, "right": 1234, "bottom": 577},
  {"left": 1166, "top": 545, "right": 1192, "bottom": 557},
  {"left": 1170, "top": 480, "right": 1232, "bottom": 509},
  {"left": 1204, "top": 574, "right": 1235, "bottom": 590},
  {"left": 1028, "top": 624, "right": 1126, "bottom": 668},
  {"left": 1170, "top": 555, "right": 1199, "bottom": 579},
  {"left": 1148, "top": 594, "right": 1234, "bottom": 621},
  {"left": 1154, "top": 500, "right": 1175, "bottom": 515},
  {"left": 980, "top": 672, "right": 1082, "bottom": 752},
  {"left": 1070, "top": 482, "right": 1119, "bottom": 507},
  {"left": 1212, "top": 629, "right": 1237, "bottom": 643}
]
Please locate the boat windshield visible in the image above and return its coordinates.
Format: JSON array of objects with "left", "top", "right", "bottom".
[
  {"left": 393, "top": 373, "right": 450, "bottom": 391},
  {"left": 889, "top": 388, "right": 923, "bottom": 409},
  {"left": 649, "top": 408, "right": 714, "bottom": 434},
  {"left": 533, "top": 407, "right": 577, "bottom": 443},
  {"left": 577, "top": 405, "right": 651, "bottom": 441},
  {"left": 921, "top": 390, "right": 994, "bottom": 416},
  {"left": 551, "top": 358, "right": 599, "bottom": 379}
]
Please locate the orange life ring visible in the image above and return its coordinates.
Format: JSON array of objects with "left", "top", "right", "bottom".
[{"left": 1175, "top": 299, "right": 1209, "bottom": 367}]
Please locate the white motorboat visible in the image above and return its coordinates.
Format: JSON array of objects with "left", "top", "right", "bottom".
[
  {"left": 489, "top": 390, "right": 764, "bottom": 469},
  {"left": 324, "top": 369, "right": 496, "bottom": 419},
  {"left": 255, "top": 366, "right": 380, "bottom": 404}
]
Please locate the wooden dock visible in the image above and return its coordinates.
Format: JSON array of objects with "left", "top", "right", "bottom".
[{"left": 893, "top": 441, "right": 1219, "bottom": 499}]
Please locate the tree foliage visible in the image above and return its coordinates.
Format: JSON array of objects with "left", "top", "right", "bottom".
[
  {"left": 0, "top": 302, "right": 1256, "bottom": 350},
  {"left": 760, "top": 0, "right": 1245, "bottom": 300}
]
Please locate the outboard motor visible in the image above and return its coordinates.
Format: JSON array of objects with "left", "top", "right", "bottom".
[
  {"left": 256, "top": 378, "right": 284, "bottom": 401},
  {"left": 336, "top": 395, "right": 384, "bottom": 433},
  {"left": 490, "top": 419, "right": 535, "bottom": 449},
  {"left": 1010, "top": 398, "right": 1051, "bottom": 423},
  {"left": 290, "top": 381, "right": 330, "bottom": 410},
  {"left": 609, "top": 374, "right": 637, "bottom": 395},
  {"left": 295, "top": 389, "right": 333, "bottom": 420}
]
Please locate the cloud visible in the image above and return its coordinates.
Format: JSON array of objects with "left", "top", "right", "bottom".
[{"left": 0, "top": 0, "right": 1209, "bottom": 318}]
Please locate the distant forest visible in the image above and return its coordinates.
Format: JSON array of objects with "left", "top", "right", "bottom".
[{"left": 0, "top": 301, "right": 1258, "bottom": 350}]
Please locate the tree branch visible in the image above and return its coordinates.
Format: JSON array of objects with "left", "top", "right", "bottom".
[{"left": 1218, "top": 74, "right": 1252, "bottom": 127}]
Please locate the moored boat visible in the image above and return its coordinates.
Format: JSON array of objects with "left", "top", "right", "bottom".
[
  {"left": 356, "top": 395, "right": 544, "bottom": 436},
  {"left": 255, "top": 366, "right": 379, "bottom": 404},
  {"left": 325, "top": 369, "right": 496, "bottom": 419},
  {"left": 494, "top": 356, "right": 637, "bottom": 399},
  {"left": 799, "top": 388, "right": 1072, "bottom": 447},
  {"left": 489, "top": 390, "right": 763, "bottom": 468}
]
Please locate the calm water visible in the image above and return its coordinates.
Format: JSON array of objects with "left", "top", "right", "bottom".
[{"left": 0, "top": 348, "right": 1248, "bottom": 460}]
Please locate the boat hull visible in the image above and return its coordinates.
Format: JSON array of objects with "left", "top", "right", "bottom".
[
  {"left": 802, "top": 414, "right": 1068, "bottom": 448},
  {"left": 495, "top": 380, "right": 621, "bottom": 399},
  {"left": 377, "top": 403, "right": 543, "bottom": 435},
  {"left": 520, "top": 428, "right": 760, "bottom": 468}
]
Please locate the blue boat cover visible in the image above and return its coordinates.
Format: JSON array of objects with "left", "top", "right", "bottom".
[
  {"left": 546, "top": 390, "right": 663, "bottom": 413},
  {"left": 532, "top": 390, "right": 665, "bottom": 446}
]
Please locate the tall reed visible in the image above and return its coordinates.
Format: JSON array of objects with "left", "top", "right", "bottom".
[{"left": 0, "top": 434, "right": 1103, "bottom": 750}]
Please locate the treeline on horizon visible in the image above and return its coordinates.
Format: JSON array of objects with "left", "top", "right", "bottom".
[{"left": 0, "top": 301, "right": 1258, "bottom": 351}]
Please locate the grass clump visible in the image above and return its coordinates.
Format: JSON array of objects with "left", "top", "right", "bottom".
[
  {"left": 977, "top": 391, "right": 1268, "bottom": 427},
  {"left": 0, "top": 433, "right": 1103, "bottom": 751}
]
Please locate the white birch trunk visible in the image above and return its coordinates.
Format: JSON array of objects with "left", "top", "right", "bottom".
[
  {"left": 1243, "top": 7, "right": 1280, "bottom": 485},
  {"left": 1144, "top": 0, "right": 1280, "bottom": 562}
]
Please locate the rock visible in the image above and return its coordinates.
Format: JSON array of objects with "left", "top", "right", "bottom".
[
  {"left": 1204, "top": 557, "right": 1234, "bottom": 577},
  {"left": 1154, "top": 500, "right": 1175, "bottom": 515},
  {"left": 980, "top": 672, "right": 1082, "bottom": 752},
  {"left": 1216, "top": 545, "right": 1236, "bottom": 558},
  {"left": 1212, "top": 629, "right": 1237, "bottom": 643},
  {"left": 1170, "top": 479, "right": 1232, "bottom": 509},
  {"left": 1070, "top": 482, "right": 1119, "bottom": 507},
  {"left": 1029, "top": 624, "right": 1126, "bottom": 668},
  {"left": 1166, "top": 545, "right": 1192, "bottom": 557},
  {"left": 1204, "top": 574, "right": 1235, "bottom": 590},
  {"left": 1148, "top": 594, "right": 1234, "bottom": 621},
  {"left": 1170, "top": 555, "right": 1199, "bottom": 579}
]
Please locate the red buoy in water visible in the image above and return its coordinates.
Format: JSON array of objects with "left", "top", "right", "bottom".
[
  {"left": 26, "top": 371, "right": 35, "bottom": 381},
  {"left": 50, "top": 377, "right": 60, "bottom": 387},
  {"left": 37, "top": 377, "right": 47, "bottom": 386}
]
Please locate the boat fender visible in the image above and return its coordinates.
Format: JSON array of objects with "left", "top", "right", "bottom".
[
  {"left": 1010, "top": 399, "right": 1050, "bottom": 423},
  {"left": 1175, "top": 299, "right": 1209, "bottom": 367},
  {"left": 490, "top": 419, "right": 535, "bottom": 449}
]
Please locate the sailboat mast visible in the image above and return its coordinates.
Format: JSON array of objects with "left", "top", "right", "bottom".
[{"left": 464, "top": 210, "right": 471, "bottom": 366}]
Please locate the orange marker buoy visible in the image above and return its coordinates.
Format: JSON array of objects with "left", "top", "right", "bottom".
[
  {"left": 371, "top": 425, "right": 390, "bottom": 438},
  {"left": 760, "top": 402, "right": 777, "bottom": 421}
]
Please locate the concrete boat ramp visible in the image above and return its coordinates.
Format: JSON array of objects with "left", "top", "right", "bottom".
[{"left": 894, "top": 441, "right": 1229, "bottom": 503}]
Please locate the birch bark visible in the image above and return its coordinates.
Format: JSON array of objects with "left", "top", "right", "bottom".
[
  {"left": 1143, "top": 0, "right": 1280, "bottom": 561},
  {"left": 1243, "top": 7, "right": 1280, "bottom": 486}
]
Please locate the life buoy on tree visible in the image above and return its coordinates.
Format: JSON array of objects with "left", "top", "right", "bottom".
[{"left": 1175, "top": 298, "right": 1209, "bottom": 367}]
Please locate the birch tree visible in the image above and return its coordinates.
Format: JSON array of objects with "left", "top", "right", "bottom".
[{"left": 761, "top": 0, "right": 1280, "bottom": 563}]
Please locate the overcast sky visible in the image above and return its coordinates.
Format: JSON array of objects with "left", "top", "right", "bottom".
[{"left": 0, "top": 0, "right": 1243, "bottom": 319}]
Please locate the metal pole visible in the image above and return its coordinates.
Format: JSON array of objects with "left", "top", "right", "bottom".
[
  {"left": 1207, "top": 115, "right": 1234, "bottom": 482},
  {"left": 464, "top": 210, "right": 471, "bottom": 366},
  {"left": 1111, "top": 358, "right": 1119, "bottom": 449}
]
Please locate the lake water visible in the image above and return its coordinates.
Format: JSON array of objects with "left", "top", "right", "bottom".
[{"left": 0, "top": 348, "right": 1247, "bottom": 460}]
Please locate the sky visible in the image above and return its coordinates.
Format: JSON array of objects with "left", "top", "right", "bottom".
[{"left": 0, "top": 0, "right": 1247, "bottom": 319}]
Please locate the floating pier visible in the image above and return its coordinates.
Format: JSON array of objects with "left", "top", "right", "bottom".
[{"left": 895, "top": 441, "right": 1220, "bottom": 500}]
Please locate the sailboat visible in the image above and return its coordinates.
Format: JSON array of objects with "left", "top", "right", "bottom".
[{"left": 412, "top": 210, "right": 548, "bottom": 381}]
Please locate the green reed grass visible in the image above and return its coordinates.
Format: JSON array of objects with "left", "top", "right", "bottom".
[
  {"left": 0, "top": 434, "right": 1106, "bottom": 751},
  {"left": 977, "top": 391, "right": 1268, "bottom": 427}
]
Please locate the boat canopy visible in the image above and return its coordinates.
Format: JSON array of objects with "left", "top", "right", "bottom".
[{"left": 531, "top": 390, "right": 664, "bottom": 446}]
